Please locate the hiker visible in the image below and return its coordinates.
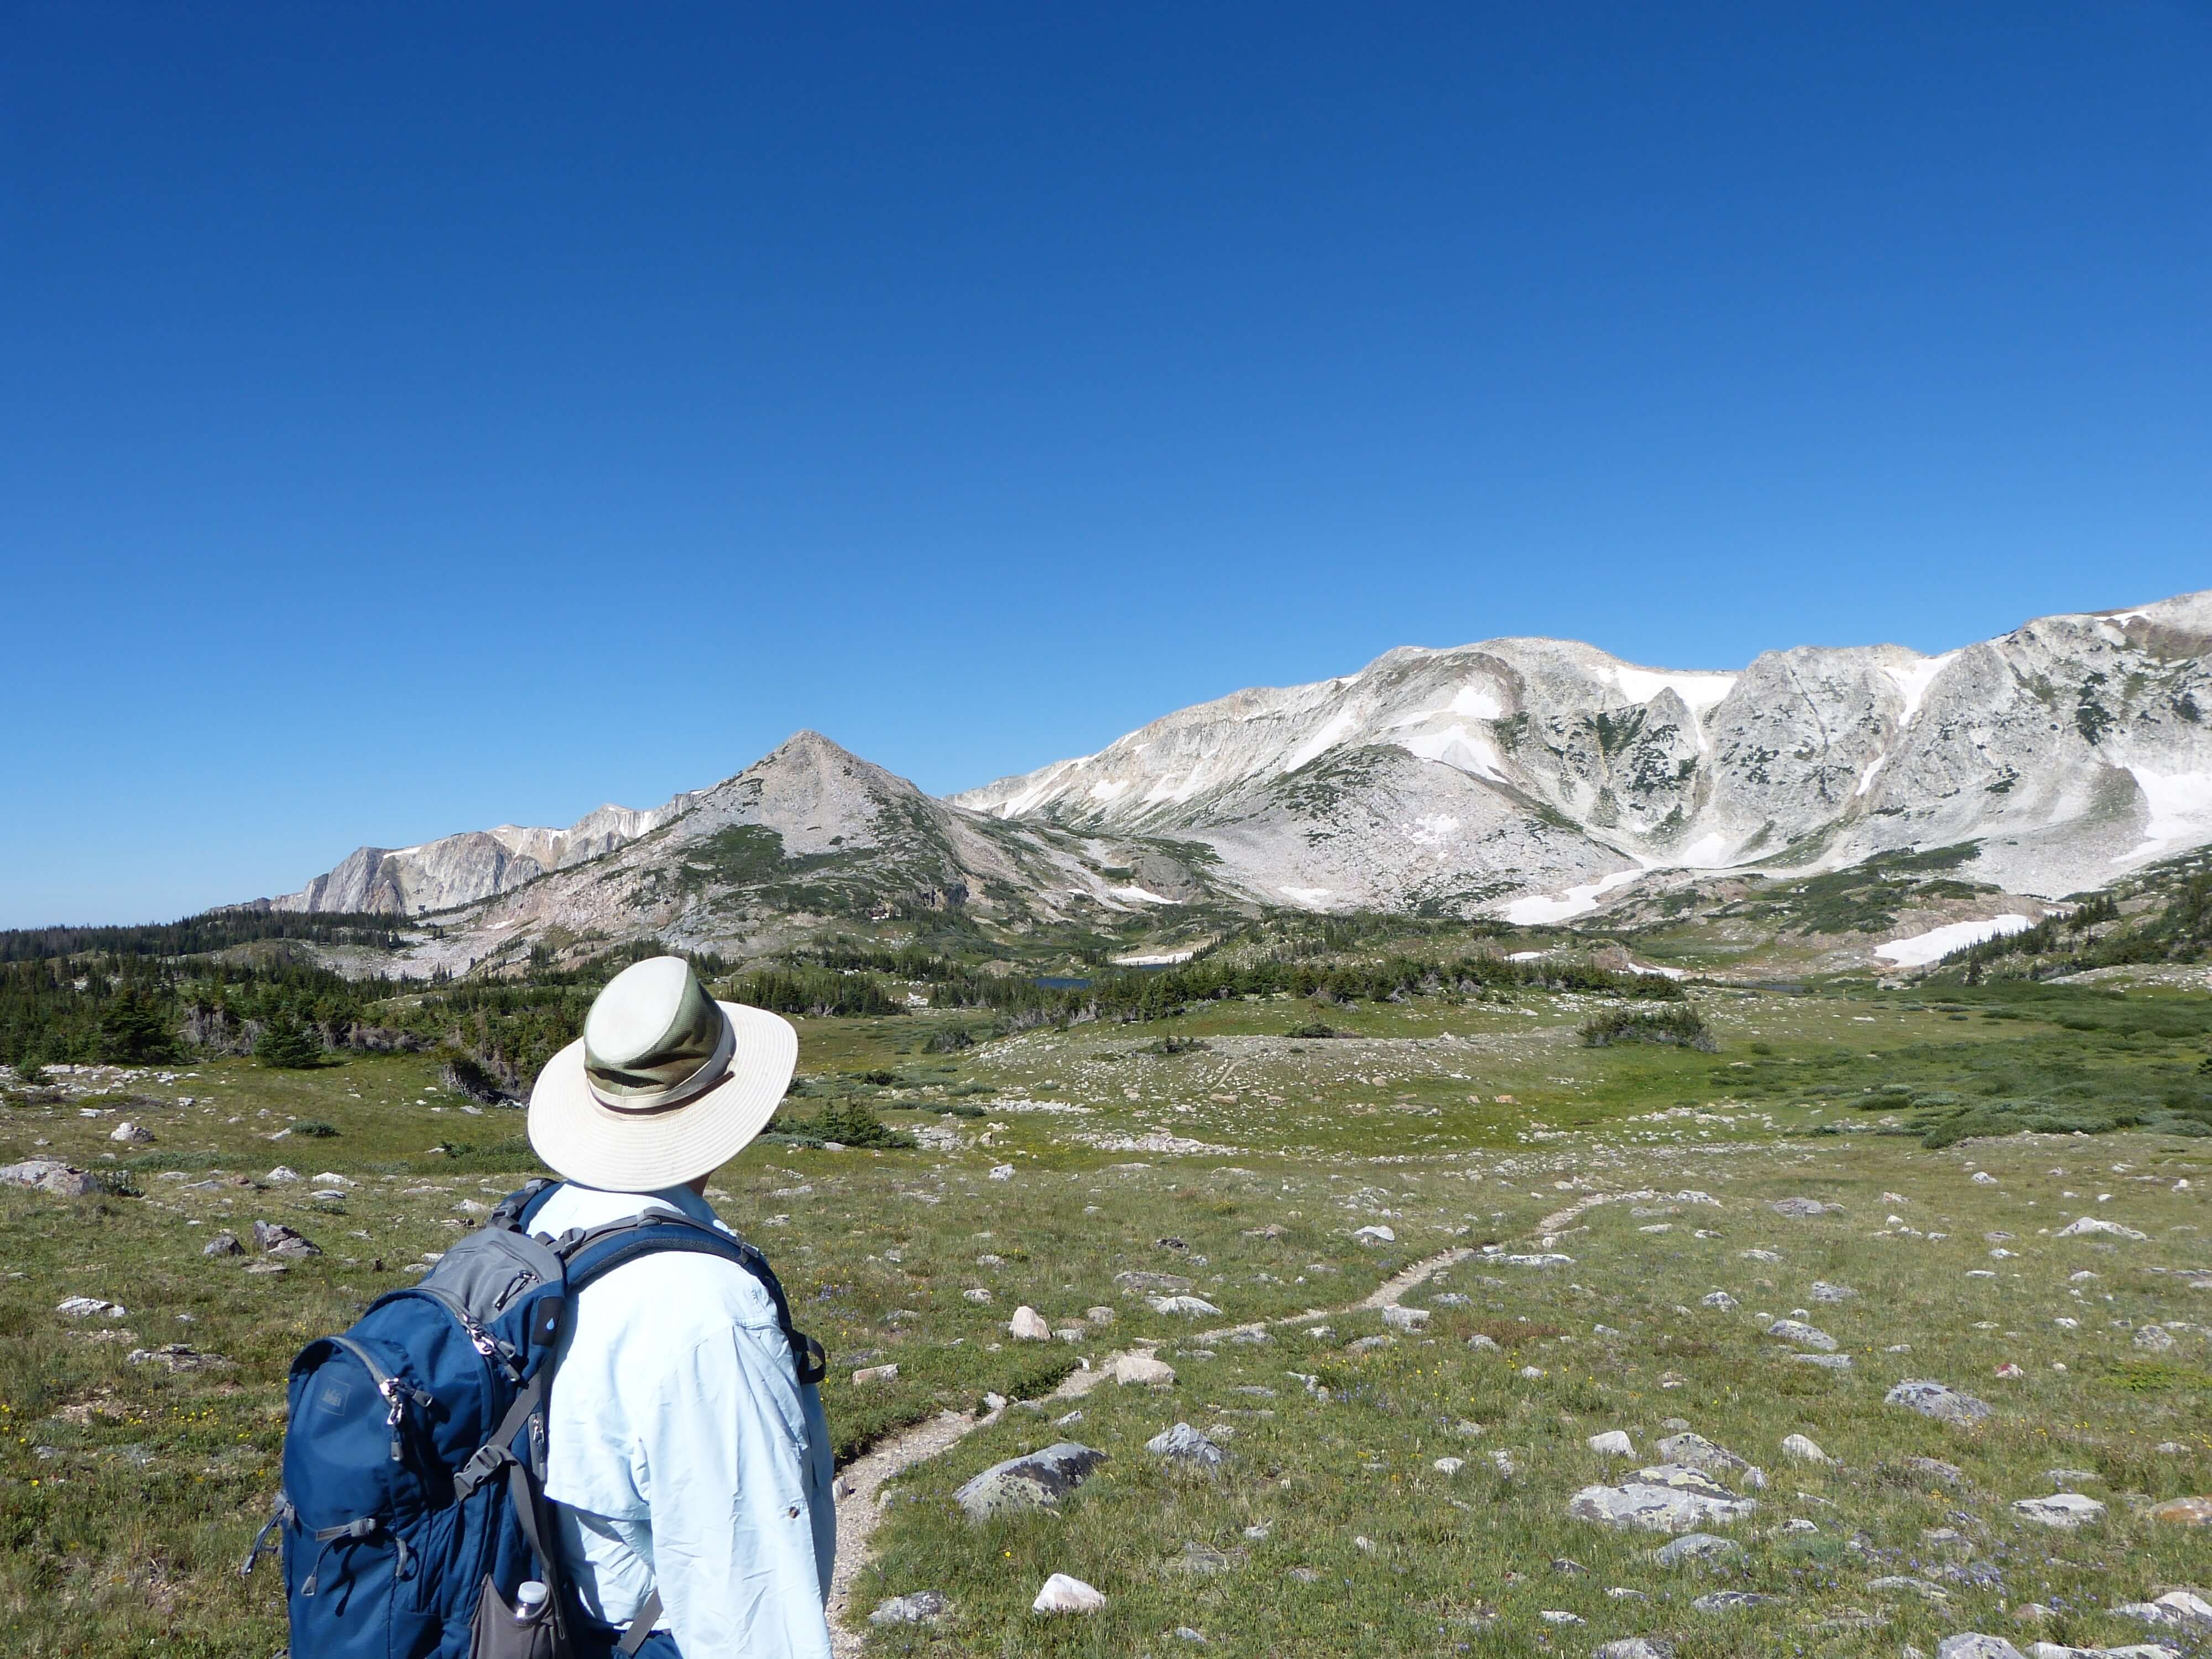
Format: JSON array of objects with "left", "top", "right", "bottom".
[{"left": 523, "top": 956, "right": 836, "bottom": 1657}]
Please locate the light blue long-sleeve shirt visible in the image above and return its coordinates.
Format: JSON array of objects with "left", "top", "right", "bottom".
[{"left": 530, "top": 1182, "right": 836, "bottom": 1658}]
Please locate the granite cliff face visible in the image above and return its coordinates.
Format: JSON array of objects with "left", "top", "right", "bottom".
[
  {"left": 957, "top": 591, "right": 2212, "bottom": 914},
  {"left": 274, "top": 796, "right": 703, "bottom": 915}
]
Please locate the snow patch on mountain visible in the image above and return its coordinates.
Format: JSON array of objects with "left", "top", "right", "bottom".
[{"left": 1876, "top": 914, "right": 2036, "bottom": 967}]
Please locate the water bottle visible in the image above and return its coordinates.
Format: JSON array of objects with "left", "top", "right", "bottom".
[{"left": 513, "top": 1581, "right": 550, "bottom": 1626}]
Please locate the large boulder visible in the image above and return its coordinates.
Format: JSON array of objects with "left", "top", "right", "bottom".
[
  {"left": 1568, "top": 1464, "right": 1757, "bottom": 1532},
  {"left": 1, "top": 1159, "right": 99, "bottom": 1197},
  {"left": 953, "top": 1443, "right": 1107, "bottom": 1521}
]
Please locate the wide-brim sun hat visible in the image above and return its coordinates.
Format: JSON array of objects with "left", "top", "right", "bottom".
[{"left": 529, "top": 954, "right": 797, "bottom": 1191}]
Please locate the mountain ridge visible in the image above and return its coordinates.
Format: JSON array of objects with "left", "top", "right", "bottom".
[{"left": 251, "top": 592, "right": 2212, "bottom": 968}]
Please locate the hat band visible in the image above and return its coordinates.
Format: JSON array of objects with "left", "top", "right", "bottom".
[{"left": 586, "top": 1011, "right": 737, "bottom": 1116}]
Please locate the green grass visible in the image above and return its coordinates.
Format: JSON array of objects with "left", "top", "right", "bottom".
[{"left": 3, "top": 978, "right": 2209, "bottom": 1655}]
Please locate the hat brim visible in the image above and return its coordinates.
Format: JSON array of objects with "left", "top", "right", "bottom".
[{"left": 527, "top": 1001, "right": 797, "bottom": 1191}]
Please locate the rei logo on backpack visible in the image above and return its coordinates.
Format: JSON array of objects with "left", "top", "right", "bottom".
[{"left": 243, "top": 1179, "right": 826, "bottom": 1658}]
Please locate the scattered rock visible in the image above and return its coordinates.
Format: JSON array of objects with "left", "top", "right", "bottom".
[
  {"left": 2056, "top": 1217, "right": 2146, "bottom": 1240},
  {"left": 1767, "top": 1318, "right": 1838, "bottom": 1352},
  {"left": 2112, "top": 1591, "right": 2212, "bottom": 1633},
  {"left": 2132, "top": 1326, "right": 2177, "bottom": 1353},
  {"left": 869, "top": 1591, "right": 947, "bottom": 1626},
  {"left": 1085, "top": 1305, "right": 1115, "bottom": 1324},
  {"left": 264, "top": 1166, "right": 301, "bottom": 1184},
  {"left": 201, "top": 1231, "right": 244, "bottom": 1258},
  {"left": 1114, "top": 1270, "right": 1193, "bottom": 1293},
  {"left": 1147, "top": 1422, "right": 1225, "bottom": 1471},
  {"left": 1693, "top": 1590, "right": 1776, "bottom": 1612},
  {"left": 1811, "top": 1281, "right": 1857, "bottom": 1302},
  {"left": 1380, "top": 1305, "right": 1430, "bottom": 1333},
  {"left": 1567, "top": 1464, "right": 1757, "bottom": 1532},
  {"left": 1352, "top": 1225, "right": 1396, "bottom": 1245},
  {"left": 1794, "top": 1353, "right": 1854, "bottom": 1369},
  {"left": 1596, "top": 1642, "right": 1676, "bottom": 1659},
  {"left": 109, "top": 1121, "right": 153, "bottom": 1143},
  {"left": 852, "top": 1364, "right": 899, "bottom": 1385},
  {"left": 2146, "top": 1496, "right": 2212, "bottom": 1527},
  {"left": 55, "top": 1296, "right": 126, "bottom": 1319},
  {"left": 1652, "top": 1532, "right": 1741, "bottom": 1566},
  {"left": 1008, "top": 1306, "right": 1051, "bottom": 1342},
  {"left": 1433, "top": 1456, "right": 1464, "bottom": 1475},
  {"left": 1108, "top": 1351, "right": 1176, "bottom": 1386},
  {"left": 1771, "top": 1198, "right": 1834, "bottom": 1218},
  {"left": 1148, "top": 1295, "right": 1223, "bottom": 1317},
  {"left": 954, "top": 1443, "right": 1108, "bottom": 1521},
  {"left": 1588, "top": 1430, "right": 1634, "bottom": 1457},
  {"left": 2012, "top": 1494, "right": 2104, "bottom": 1528},
  {"left": 1031, "top": 1573, "right": 1105, "bottom": 1614},
  {"left": 1656, "top": 1433, "right": 1766, "bottom": 1488},
  {"left": 1870, "top": 1576, "right": 1952, "bottom": 1601},
  {"left": 1781, "top": 1433, "right": 1832, "bottom": 1464},
  {"left": 1886, "top": 1380, "right": 1992, "bottom": 1425},
  {"left": 1, "top": 1159, "right": 100, "bottom": 1197},
  {"left": 1700, "top": 1291, "right": 1739, "bottom": 1310},
  {"left": 253, "top": 1219, "right": 321, "bottom": 1258},
  {"left": 1938, "top": 1635, "right": 2026, "bottom": 1659},
  {"left": 1468, "top": 1333, "right": 1501, "bottom": 1352}
]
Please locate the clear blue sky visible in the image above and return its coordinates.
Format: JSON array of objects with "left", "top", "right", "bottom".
[{"left": 5, "top": 4, "right": 2207, "bottom": 927}]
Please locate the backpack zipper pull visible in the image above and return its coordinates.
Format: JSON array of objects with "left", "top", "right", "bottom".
[{"left": 380, "top": 1378, "right": 408, "bottom": 1461}]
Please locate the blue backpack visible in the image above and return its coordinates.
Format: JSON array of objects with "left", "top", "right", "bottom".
[{"left": 243, "top": 1178, "right": 826, "bottom": 1658}]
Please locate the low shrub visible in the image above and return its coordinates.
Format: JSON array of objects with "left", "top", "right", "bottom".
[{"left": 1579, "top": 1008, "right": 1716, "bottom": 1052}]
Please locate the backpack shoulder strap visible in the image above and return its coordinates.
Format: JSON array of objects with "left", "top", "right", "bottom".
[{"left": 557, "top": 1213, "right": 827, "bottom": 1387}]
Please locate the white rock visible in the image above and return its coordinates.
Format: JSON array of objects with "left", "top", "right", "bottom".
[
  {"left": 1937, "top": 1637, "right": 2024, "bottom": 1659},
  {"left": 1588, "top": 1430, "right": 1635, "bottom": 1457},
  {"left": 2011, "top": 1494, "right": 2105, "bottom": 1528},
  {"left": 109, "top": 1121, "right": 152, "bottom": 1143},
  {"left": 55, "top": 1296, "right": 126, "bottom": 1319},
  {"left": 1031, "top": 1573, "right": 1105, "bottom": 1614},
  {"left": 265, "top": 1166, "right": 301, "bottom": 1184},
  {"left": 1147, "top": 1295, "right": 1222, "bottom": 1317},
  {"left": 1107, "top": 1351, "right": 1176, "bottom": 1386},
  {"left": 1701, "top": 1291, "right": 1739, "bottom": 1310},
  {"left": 1380, "top": 1306, "right": 1430, "bottom": 1332},
  {"left": 989, "top": 1164, "right": 1016, "bottom": 1181},
  {"left": 1432, "top": 1456, "right": 1464, "bottom": 1475},
  {"left": 1008, "top": 1306, "right": 1052, "bottom": 1342},
  {"left": 2056, "top": 1217, "right": 2146, "bottom": 1241},
  {"left": 1781, "top": 1433, "right": 1832, "bottom": 1464},
  {"left": 1352, "top": 1224, "right": 1396, "bottom": 1245}
]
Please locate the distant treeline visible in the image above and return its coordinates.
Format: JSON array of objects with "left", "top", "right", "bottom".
[
  {"left": 2, "top": 915, "right": 1682, "bottom": 1090},
  {"left": 797, "top": 943, "right": 1686, "bottom": 1030},
  {"left": 0, "top": 909, "right": 408, "bottom": 963},
  {"left": 0, "top": 935, "right": 726, "bottom": 1088}
]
